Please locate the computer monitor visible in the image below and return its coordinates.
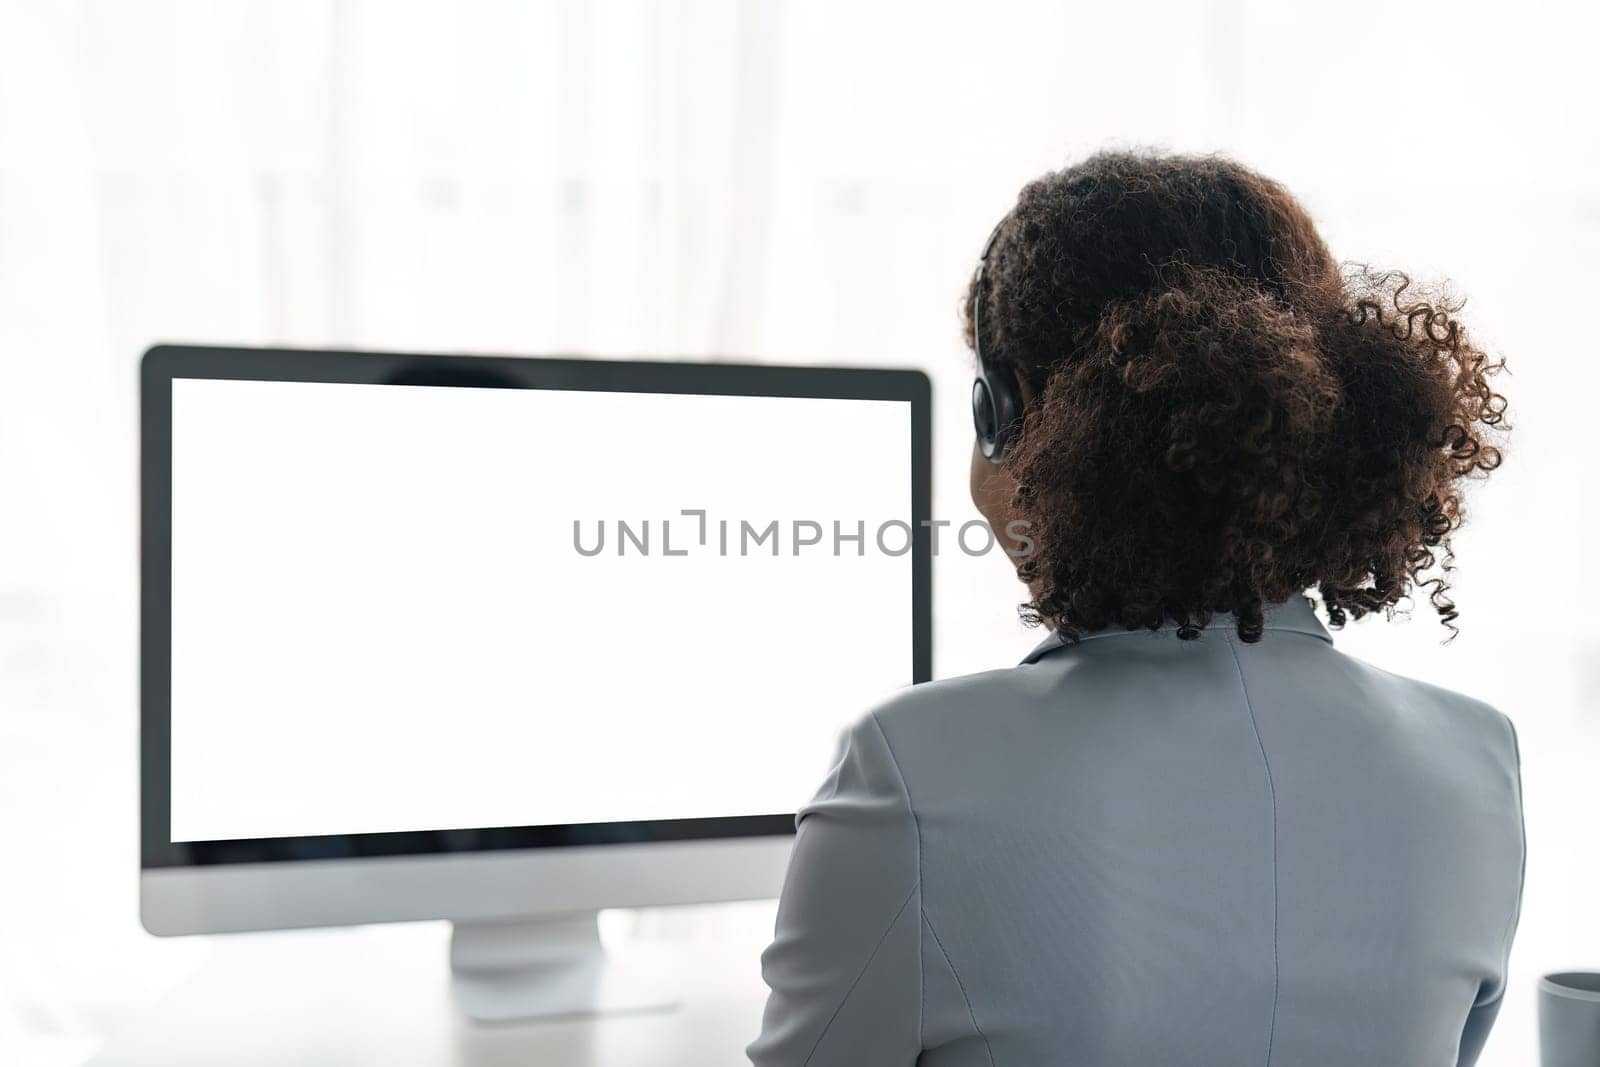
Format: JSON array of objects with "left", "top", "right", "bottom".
[{"left": 140, "top": 344, "right": 931, "bottom": 1018}]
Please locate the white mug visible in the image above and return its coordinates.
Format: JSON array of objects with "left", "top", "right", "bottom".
[{"left": 1540, "top": 972, "right": 1600, "bottom": 1067}]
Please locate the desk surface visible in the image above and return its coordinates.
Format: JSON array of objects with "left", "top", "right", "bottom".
[
  {"left": 89, "top": 904, "right": 776, "bottom": 1066},
  {"left": 88, "top": 898, "right": 1542, "bottom": 1066}
]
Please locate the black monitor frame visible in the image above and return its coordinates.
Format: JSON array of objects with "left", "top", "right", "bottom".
[{"left": 141, "top": 344, "right": 932, "bottom": 869}]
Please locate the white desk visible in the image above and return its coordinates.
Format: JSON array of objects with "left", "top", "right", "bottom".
[
  {"left": 86, "top": 899, "right": 1543, "bottom": 1066},
  {"left": 89, "top": 904, "right": 776, "bottom": 1066}
]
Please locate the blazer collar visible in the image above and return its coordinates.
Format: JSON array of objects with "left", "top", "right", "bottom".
[{"left": 1020, "top": 595, "right": 1332, "bottom": 665}]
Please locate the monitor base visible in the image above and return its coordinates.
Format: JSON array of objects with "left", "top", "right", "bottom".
[{"left": 449, "top": 912, "right": 679, "bottom": 1022}]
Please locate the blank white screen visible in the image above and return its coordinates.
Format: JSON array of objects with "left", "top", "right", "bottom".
[{"left": 168, "top": 376, "right": 913, "bottom": 843}]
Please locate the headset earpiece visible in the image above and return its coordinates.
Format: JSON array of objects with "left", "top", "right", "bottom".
[{"left": 971, "top": 218, "right": 1024, "bottom": 463}]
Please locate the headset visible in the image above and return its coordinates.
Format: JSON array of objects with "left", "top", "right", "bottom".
[{"left": 971, "top": 217, "right": 1025, "bottom": 463}]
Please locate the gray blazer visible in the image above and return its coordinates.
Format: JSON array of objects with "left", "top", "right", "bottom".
[{"left": 749, "top": 597, "right": 1525, "bottom": 1066}]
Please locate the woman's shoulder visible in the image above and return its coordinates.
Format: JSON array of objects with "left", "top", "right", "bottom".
[
  {"left": 1326, "top": 647, "right": 1516, "bottom": 746},
  {"left": 851, "top": 661, "right": 1058, "bottom": 773},
  {"left": 870, "top": 663, "right": 1037, "bottom": 725}
]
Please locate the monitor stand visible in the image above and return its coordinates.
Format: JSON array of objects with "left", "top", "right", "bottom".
[{"left": 448, "top": 912, "right": 679, "bottom": 1022}]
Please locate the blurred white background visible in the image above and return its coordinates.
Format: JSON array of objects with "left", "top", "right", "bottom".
[{"left": 2, "top": 1, "right": 1597, "bottom": 1063}]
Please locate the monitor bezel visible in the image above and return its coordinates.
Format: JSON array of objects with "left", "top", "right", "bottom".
[{"left": 141, "top": 344, "right": 932, "bottom": 870}]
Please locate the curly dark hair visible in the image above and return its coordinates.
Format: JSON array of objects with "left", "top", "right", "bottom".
[{"left": 964, "top": 151, "right": 1508, "bottom": 642}]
